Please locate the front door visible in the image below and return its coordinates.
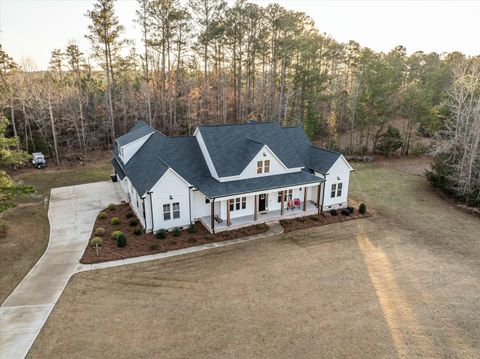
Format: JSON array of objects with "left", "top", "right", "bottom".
[{"left": 258, "top": 193, "right": 267, "bottom": 212}]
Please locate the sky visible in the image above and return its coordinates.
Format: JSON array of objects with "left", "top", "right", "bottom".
[{"left": 0, "top": 0, "right": 479, "bottom": 70}]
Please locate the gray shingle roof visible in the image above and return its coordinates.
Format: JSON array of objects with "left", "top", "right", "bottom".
[
  {"left": 198, "top": 122, "right": 305, "bottom": 177},
  {"left": 111, "top": 158, "right": 125, "bottom": 180},
  {"left": 112, "top": 121, "right": 345, "bottom": 198},
  {"left": 116, "top": 121, "right": 155, "bottom": 147}
]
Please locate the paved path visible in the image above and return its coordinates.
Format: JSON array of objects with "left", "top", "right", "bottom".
[
  {"left": 0, "top": 180, "right": 284, "bottom": 359},
  {"left": 0, "top": 182, "right": 124, "bottom": 359}
]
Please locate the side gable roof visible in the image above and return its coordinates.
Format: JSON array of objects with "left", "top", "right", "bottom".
[
  {"left": 198, "top": 122, "right": 304, "bottom": 177},
  {"left": 116, "top": 121, "right": 156, "bottom": 147}
]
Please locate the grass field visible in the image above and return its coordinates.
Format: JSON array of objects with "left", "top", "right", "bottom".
[
  {"left": 0, "top": 160, "right": 112, "bottom": 304},
  {"left": 27, "top": 158, "right": 480, "bottom": 358}
]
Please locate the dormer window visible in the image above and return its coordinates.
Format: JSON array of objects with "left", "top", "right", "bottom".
[{"left": 257, "top": 160, "right": 270, "bottom": 174}]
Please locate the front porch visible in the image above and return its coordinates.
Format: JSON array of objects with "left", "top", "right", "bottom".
[{"left": 200, "top": 200, "right": 318, "bottom": 233}]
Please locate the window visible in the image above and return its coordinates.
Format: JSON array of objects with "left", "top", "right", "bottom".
[
  {"left": 257, "top": 161, "right": 263, "bottom": 174},
  {"left": 163, "top": 204, "right": 171, "bottom": 220},
  {"left": 264, "top": 160, "right": 270, "bottom": 173},
  {"left": 278, "top": 189, "right": 293, "bottom": 203},
  {"left": 337, "top": 183, "right": 343, "bottom": 197},
  {"left": 229, "top": 197, "right": 247, "bottom": 211},
  {"left": 172, "top": 202, "right": 180, "bottom": 219},
  {"left": 331, "top": 184, "right": 337, "bottom": 198}
]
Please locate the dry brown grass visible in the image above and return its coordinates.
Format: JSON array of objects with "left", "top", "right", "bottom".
[{"left": 27, "top": 159, "right": 480, "bottom": 358}]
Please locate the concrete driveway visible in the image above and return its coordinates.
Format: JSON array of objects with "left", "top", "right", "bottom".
[{"left": 0, "top": 181, "right": 123, "bottom": 359}]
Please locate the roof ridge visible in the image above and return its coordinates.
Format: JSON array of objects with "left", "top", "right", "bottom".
[
  {"left": 310, "top": 145, "right": 341, "bottom": 155},
  {"left": 198, "top": 122, "right": 275, "bottom": 128}
]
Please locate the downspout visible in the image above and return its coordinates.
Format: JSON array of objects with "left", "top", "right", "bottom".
[
  {"left": 321, "top": 176, "right": 326, "bottom": 212},
  {"left": 188, "top": 186, "right": 193, "bottom": 224},
  {"left": 147, "top": 191, "right": 154, "bottom": 232},
  {"left": 141, "top": 197, "right": 146, "bottom": 228}
]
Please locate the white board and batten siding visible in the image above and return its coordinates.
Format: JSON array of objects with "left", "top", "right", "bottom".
[
  {"left": 149, "top": 169, "right": 192, "bottom": 231},
  {"left": 121, "top": 176, "right": 147, "bottom": 229},
  {"left": 321, "top": 156, "right": 353, "bottom": 210}
]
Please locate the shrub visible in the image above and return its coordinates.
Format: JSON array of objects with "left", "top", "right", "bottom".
[
  {"left": 94, "top": 227, "right": 105, "bottom": 236},
  {"left": 330, "top": 209, "right": 338, "bottom": 216},
  {"left": 150, "top": 243, "right": 159, "bottom": 251},
  {"left": 133, "top": 226, "right": 143, "bottom": 235},
  {"left": 117, "top": 234, "right": 127, "bottom": 247},
  {"left": 89, "top": 237, "right": 103, "bottom": 247},
  {"left": 359, "top": 203, "right": 367, "bottom": 214},
  {"left": 126, "top": 210, "right": 134, "bottom": 218},
  {"left": 204, "top": 235, "right": 214, "bottom": 240},
  {"left": 108, "top": 203, "right": 116, "bottom": 210},
  {"left": 156, "top": 229, "right": 167, "bottom": 239},
  {"left": 111, "top": 230, "right": 124, "bottom": 240},
  {"left": 188, "top": 223, "right": 197, "bottom": 234},
  {"left": 110, "top": 217, "right": 120, "bottom": 225},
  {"left": 311, "top": 216, "right": 321, "bottom": 222},
  {"left": 129, "top": 217, "right": 138, "bottom": 226},
  {"left": 173, "top": 227, "right": 181, "bottom": 237},
  {"left": 97, "top": 212, "right": 107, "bottom": 219},
  {"left": 341, "top": 209, "right": 351, "bottom": 216},
  {"left": 0, "top": 222, "right": 8, "bottom": 239},
  {"left": 347, "top": 206, "right": 354, "bottom": 214}
]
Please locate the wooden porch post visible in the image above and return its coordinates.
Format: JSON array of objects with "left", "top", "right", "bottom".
[
  {"left": 226, "top": 199, "right": 231, "bottom": 226},
  {"left": 316, "top": 184, "right": 321, "bottom": 214},
  {"left": 303, "top": 187, "right": 308, "bottom": 211},
  {"left": 280, "top": 190, "right": 285, "bottom": 215},
  {"left": 210, "top": 201, "right": 215, "bottom": 233},
  {"left": 254, "top": 195, "right": 258, "bottom": 221}
]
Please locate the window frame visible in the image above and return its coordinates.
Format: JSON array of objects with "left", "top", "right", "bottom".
[
  {"left": 278, "top": 189, "right": 293, "bottom": 203},
  {"left": 235, "top": 197, "right": 241, "bottom": 210},
  {"left": 257, "top": 160, "right": 263, "bottom": 174},
  {"left": 337, "top": 183, "right": 343, "bottom": 197},
  {"left": 172, "top": 202, "right": 180, "bottom": 219},
  {"left": 241, "top": 197, "right": 246, "bottom": 209},
  {"left": 163, "top": 203, "right": 171, "bottom": 221},
  {"left": 264, "top": 160, "right": 270, "bottom": 173},
  {"left": 331, "top": 184, "right": 337, "bottom": 198}
]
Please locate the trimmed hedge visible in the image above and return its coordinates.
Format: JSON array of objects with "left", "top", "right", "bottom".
[
  {"left": 188, "top": 224, "right": 197, "bottom": 234},
  {"left": 89, "top": 237, "right": 103, "bottom": 247},
  {"left": 359, "top": 203, "right": 367, "bottom": 214},
  {"left": 111, "top": 230, "right": 124, "bottom": 240},
  {"left": 330, "top": 209, "right": 338, "bottom": 216},
  {"left": 108, "top": 203, "right": 116, "bottom": 210},
  {"left": 94, "top": 227, "right": 105, "bottom": 236},
  {"left": 110, "top": 217, "right": 120, "bottom": 225},
  {"left": 156, "top": 229, "right": 167, "bottom": 239},
  {"left": 173, "top": 227, "right": 181, "bottom": 237},
  {"left": 129, "top": 217, "right": 139, "bottom": 226},
  {"left": 341, "top": 208, "right": 351, "bottom": 216},
  {"left": 133, "top": 226, "right": 143, "bottom": 235},
  {"left": 126, "top": 210, "right": 134, "bottom": 218},
  {"left": 117, "top": 234, "right": 127, "bottom": 247},
  {"left": 97, "top": 212, "right": 108, "bottom": 219}
]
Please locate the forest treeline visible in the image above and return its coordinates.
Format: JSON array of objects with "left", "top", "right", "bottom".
[{"left": 0, "top": 0, "right": 478, "bottom": 206}]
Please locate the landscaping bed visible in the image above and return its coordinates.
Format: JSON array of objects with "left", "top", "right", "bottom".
[
  {"left": 280, "top": 207, "right": 370, "bottom": 233},
  {"left": 80, "top": 203, "right": 269, "bottom": 264}
]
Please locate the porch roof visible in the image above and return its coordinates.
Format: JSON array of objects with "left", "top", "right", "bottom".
[{"left": 196, "top": 171, "right": 323, "bottom": 199}]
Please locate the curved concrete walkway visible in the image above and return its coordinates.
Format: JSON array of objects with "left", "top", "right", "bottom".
[
  {"left": 0, "top": 182, "right": 124, "bottom": 359},
  {"left": 0, "top": 180, "right": 284, "bottom": 359}
]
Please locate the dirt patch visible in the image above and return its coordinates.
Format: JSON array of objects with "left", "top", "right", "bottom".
[
  {"left": 80, "top": 203, "right": 269, "bottom": 264},
  {"left": 280, "top": 209, "right": 369, "bottom": 233}
]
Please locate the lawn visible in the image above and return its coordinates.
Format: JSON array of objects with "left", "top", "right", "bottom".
[
  {"left": 26, "top": 158, "right": 480, "bottom": 358},
  {"left": 0, "top": 159, "right": 112, "bottom": 304}
]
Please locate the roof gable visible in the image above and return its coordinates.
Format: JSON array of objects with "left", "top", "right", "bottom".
[
  {"left": 116, "top": 121, "right": 156, "bottom": 147},
  {"left": 198, "top": 122, "right": 304, "bottom": 177}
]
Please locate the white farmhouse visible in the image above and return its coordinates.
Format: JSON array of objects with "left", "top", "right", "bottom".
[{"left": 112, "top": 121, "right": 353, "bottom": 233}]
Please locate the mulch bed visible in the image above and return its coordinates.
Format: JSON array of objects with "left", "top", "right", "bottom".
[
  {"left": 280, "top": 209, "right": 370, "bottom": 233},
  {"left": 80, "top": 203, "right": 269, "bottom": 264}
]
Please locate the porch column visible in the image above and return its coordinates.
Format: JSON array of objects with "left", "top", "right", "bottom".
[
  {"left": 254, "top": 195, "right": 258, "bottom": 221},
  {"left": 226, "top": 199, "right": 231, "bottom": 226},
  {"left": 303, "top": 186, "right": 308, "bottom": 211},
  {"left": 280, "top": 190, "right": 285, "bottom": 215},
  {"left": 211, "top": 201, "right": 215, "bottom": 233},
  {"left": 316, "top": 184, "right": 321, "bottom": 214}
]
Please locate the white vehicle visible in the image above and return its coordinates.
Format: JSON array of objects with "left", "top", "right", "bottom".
[{"left": 32, "top": 152, "right": 47, "bottom": 169}]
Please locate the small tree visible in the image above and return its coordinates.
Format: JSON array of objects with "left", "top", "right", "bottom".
[{"left": 375, "top": 126, "right": 403, "bottom": 157}]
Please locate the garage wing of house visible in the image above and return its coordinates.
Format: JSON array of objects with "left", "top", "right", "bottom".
[{"left": 111, "top": 121, "right": 353, "bottom": 233}]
